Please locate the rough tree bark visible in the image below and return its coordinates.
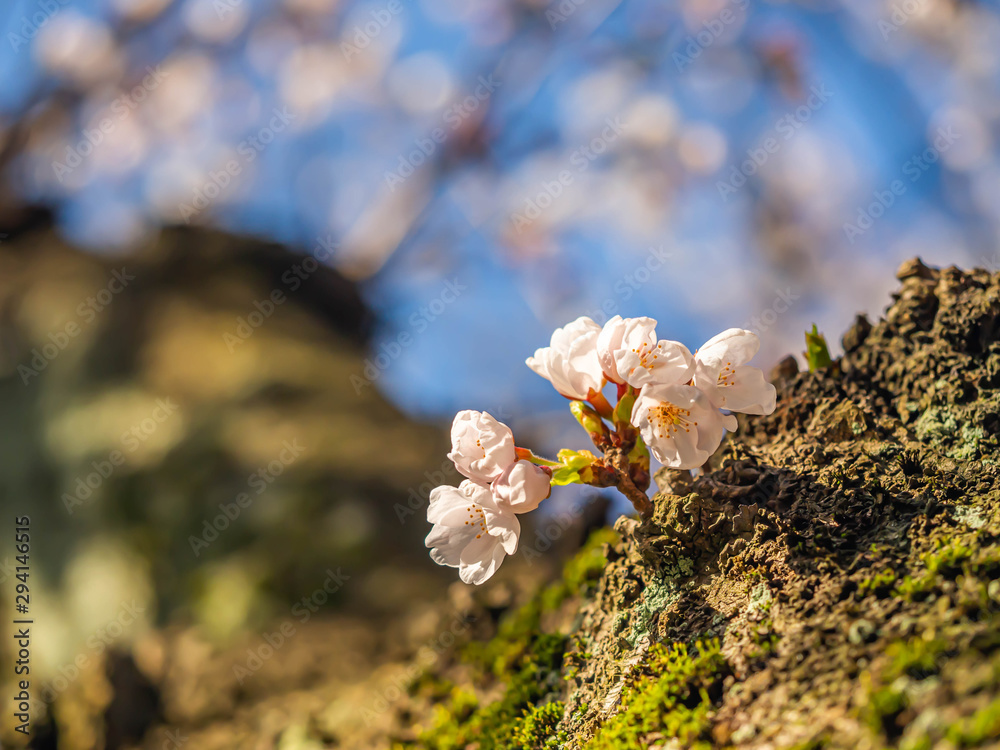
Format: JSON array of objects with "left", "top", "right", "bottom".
[{"left": 381, "top": 258, "right": 1000, "bottom": 750}]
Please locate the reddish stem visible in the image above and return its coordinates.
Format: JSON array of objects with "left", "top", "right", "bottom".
[{"left": 587, "top": 391, "right": 614, "bottom": 420}]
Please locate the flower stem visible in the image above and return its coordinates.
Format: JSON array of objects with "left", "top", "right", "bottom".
[
  {"left": 587, "top": 391, "right": 614, "bottom": 420},
  {"left": 514, "top": 447, "right": 560, "bottom": 467},
  {"left": 608, "top": 449, "right": 652, "bottom": 520}
]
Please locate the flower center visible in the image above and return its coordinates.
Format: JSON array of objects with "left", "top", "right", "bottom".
[
  {"left": 648, "top": 402, "right": 698, "bottom": 438},
  {"left": 717, "top": 361, "right": 735, "bottom": 387},
  {"left": 631, "top": 342, "right": 662, "bottom": 371},
  {"left": 464, "top": 503, "right": 488, "bottom": 539}
]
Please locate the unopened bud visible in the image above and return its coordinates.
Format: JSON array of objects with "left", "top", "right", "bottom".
[{"left": 570, "top": 400, "right": 612, "bottom": 449}]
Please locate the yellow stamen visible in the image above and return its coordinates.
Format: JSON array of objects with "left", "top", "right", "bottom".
[
  {"left": 717, "top": 361, "right": 735, "bottom": 387},
  {"left": 648, "top": 402, "right": 698, "bottom": 439}
]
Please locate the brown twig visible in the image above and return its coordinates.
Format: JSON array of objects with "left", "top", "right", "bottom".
[{"left": 608, "top": 449, "right": 653, "bottom": 520}]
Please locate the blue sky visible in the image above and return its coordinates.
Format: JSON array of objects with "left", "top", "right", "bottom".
[{"left": 0, "top": 0, "right": 989, "bottom": 436}]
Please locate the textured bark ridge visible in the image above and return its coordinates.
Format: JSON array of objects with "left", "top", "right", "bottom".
[{"left": 398, "top": 260, "right": 1000, "bottom": 749}]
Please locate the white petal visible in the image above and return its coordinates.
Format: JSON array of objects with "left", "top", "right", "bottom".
[
  {"left": 485, "top": 506, "right": 520, "bottom": 555},
  {"left": 692, "top": 359, "right": 725, "bottom": 408},
  {"left": 618, "top": 317, "right": 658, "bottom": 355},
  {"left": 427, "top": 481, "right": 490, "bottom": 525},
  {"left": 458, "top": 534, "right": 507, "bottom": 585},
  {"left": 527, "top": 350, "right": 577, "bottom": 399},
  {"left": 448, "top": 410, "right": 516, "bottom": 483},
  {"left": 426, "top": 523, "right": 474, "bottom": 567},
  {"left": 492, "top": 460, "right": 551, "bottom": 514},
  {"left": 693, "top": 403, "right": 725, "bottom": 458},
  {"left": 719, "top": 366, "right": 777, "bottom": 415},
  {"left": 565, "top": 339, "right": 604, "bottom": 398},
  {"left": 608, "top": 317, "right": 659, "bottom": 387},
  {"left": 526, "top": 317, "right": 603, "bottom": 399},
  {"left": 668, "top": 429, "right": 707, "bottom": 468},
  {"left": 632, "top": 384, "right": 723, "bottom": 470},
  {"left": 551, "top": 316, "right": 602, "bottom": 350},
  {"left": 696, "top": 329, "right": 759, "bottom": 370},
  {"left": 596, "top": 315, "right": 627, "bottom": 383},
  {"left": 620, "top": 339, "right": 694, "bottom": 388},
  {"left": 425, "top": 484, "right": 463, "bottom": 525}
]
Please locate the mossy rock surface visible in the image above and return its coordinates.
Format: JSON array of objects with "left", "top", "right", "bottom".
[
  {"left": 47, "top": 260, "right": 1000, "bottom": 749},
  {"left": 407, "top": 260, "right": 1000, "bottom": 749}
]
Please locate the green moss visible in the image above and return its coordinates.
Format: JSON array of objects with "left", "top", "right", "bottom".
[
  {"left": 559, "top": 527, "right": 620, "bottom": 595},
  {"left": 944, "top": 696, "right": 1000, "bottom": 746},
  {"left": 900, "top": 737, "right": 933, "bottom": 750},
  {"left": 884, "top": 637, "right": 948, "bottom": 681},
  {"left": 857, "top": 567, "right": 897, "bottom": 598},
  {"left": 784, "top": 737, "right": 830, "bottom": 750},
  {"left": 418, "top": 687, "right": 480, "bottom": 748},
  {"left": 749, "top": 619, "right": 779, "bottom": 659},
  {"left": 413, "top": 528, "right": 619, "bottom": 750},
  {"left": 584, "top": 639, "right": 726, "bottom": 750},
  {"left": 407, "top": 673, "right": 459, "bottom": 702},
  {"left": 511, "top": 701, "right": 567, "bottom": 750},
  {"left": 924, "top": 539, "right": 977, "bottom": 575},
  {"left": 416, "top": 632, "right": 567, "bottom": 750},
  {"left": 895, "top": 538, "right": 1000, "bottom": 600},
  {"left": 865, "top": 652, "right": 1000, "bottom": 748},
  {"left": 657, "top": 552, "right": 695, "bottom": 579},
  {"left": 466, "top": 527, "right": 619, "bottom": 676},
  {"left": 861, "top": 636, "right": 949, "bottom": 738}
]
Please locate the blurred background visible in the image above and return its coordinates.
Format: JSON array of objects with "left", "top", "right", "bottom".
[{"left": 0, "top": 0, "right": 990, "bottom": 745}]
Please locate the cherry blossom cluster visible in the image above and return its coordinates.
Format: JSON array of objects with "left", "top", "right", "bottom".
[
  {"left": 425, "top": 315, "right": 775, "bottom": 585},
  {"left": 425, "top": 410, "right": 553, "bottom": 584}
]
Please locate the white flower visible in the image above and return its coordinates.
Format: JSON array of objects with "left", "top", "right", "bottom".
[
  {"left": 597, "top": 316, "right": 694, "bottom": 388},
  {"left": 631, "top": 384, "right": 725, "bottom": 469},
  {"left": 492, "top": 460, "right": 552, "bottom": 513},
  {"left": 692, "top": 328, "right": 776, "bottom": 415},
  {"left": 596, "top": 315, "right": 632, "bottom": 384},
  {"left": 526, "top": 316, "right": 604, "bottom": 400},
  {"left": 448, "top": 410, "right": 517, "bottom": 484},
  {"left": 425, "top": 480, "right": 520, "bottom": 585}
]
